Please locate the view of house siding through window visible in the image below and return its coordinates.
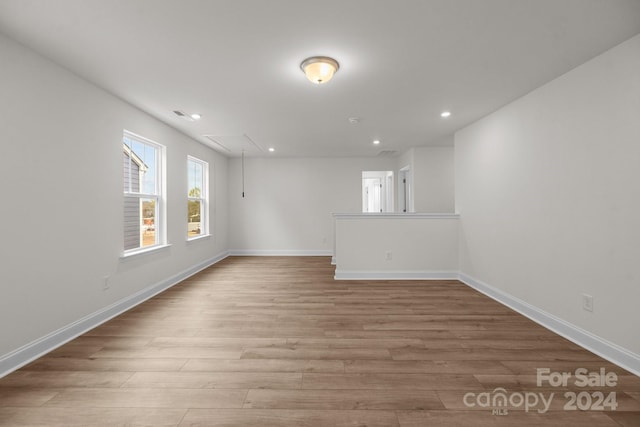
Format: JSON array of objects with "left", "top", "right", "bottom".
[
  {"left": 123, "top": 132, "right": 162, "bottom": 252},
  {"left": 187, "top": 156, "right": 208, "bottom": 239}
]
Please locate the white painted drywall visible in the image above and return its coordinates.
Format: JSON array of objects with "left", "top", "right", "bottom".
[
  {"left": 0, "top": 34, "right": 228, "bottom": 358},
  {"left": 228, "top": 157, "right": 397, "bottom": 253},
  {"left": 412, "top": 144, "right": 455, "bottom": 213},
  {"left": 456, "top": 34, "right": 640, "bottom": 354},
  {"left": 334, "top": 214, "right": 459, "bottom": 278}
]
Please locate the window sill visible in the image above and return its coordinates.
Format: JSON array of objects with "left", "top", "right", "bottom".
[
  {"left": 187, "top": 234, "right": 211, "bottom": 243},
  {"left": 120, "top": 244, "right": 172, "bottom": 261}
]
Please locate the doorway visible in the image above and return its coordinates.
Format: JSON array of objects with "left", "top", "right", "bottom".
[
  {"left": 362, "top": 171, "right": 394, "bottom": 213},
  {"left": 398, "top": 166, "right": 412, "bottom": 213}
]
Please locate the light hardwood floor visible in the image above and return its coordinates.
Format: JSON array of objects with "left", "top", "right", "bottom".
[{"left": 1, "top": 256, "right": 638, "bottom": 426}]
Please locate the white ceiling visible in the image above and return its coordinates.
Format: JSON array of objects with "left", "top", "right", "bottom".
[{"left": 1, "top": 0, "right": 639, "bottom": 157}]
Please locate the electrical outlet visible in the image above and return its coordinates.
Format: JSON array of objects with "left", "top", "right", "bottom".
[
  {"left": 385, "top": 251, "right": 392, "bottom": 261},
  {"left": 582, "top": 293, "right": 593, "bottom": 312},
  {"left": 103, "top": 275, "right": 110, "bottom": 291}
]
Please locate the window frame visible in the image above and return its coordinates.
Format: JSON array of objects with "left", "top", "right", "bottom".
[
  {"left": 187, "top": 155, "right": 209, "bottom": 240},
  {"left": 122, "top": 130, "right": 167, "bottom": 256}
]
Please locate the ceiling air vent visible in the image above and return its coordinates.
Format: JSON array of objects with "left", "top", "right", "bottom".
[{"left": 377, "top": 150, "right": 398, "bottom": 157}]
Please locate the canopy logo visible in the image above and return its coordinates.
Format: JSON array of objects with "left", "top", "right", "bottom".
[
  {"left": 462, "top": 367, "right": 619, "bottom": 415},
  {"left": 463, "top": 388, "right": 553, "bottom": 414}
]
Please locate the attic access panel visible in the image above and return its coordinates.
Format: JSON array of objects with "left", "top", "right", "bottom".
[{"left": 203, "top": 134, "right": 265, "bottom": 156}]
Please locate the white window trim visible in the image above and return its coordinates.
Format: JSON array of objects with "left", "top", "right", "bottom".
[
  {"left": 120, "top": 243, "right": 172, "bottom": 260},
  {"left": 187, "top": 155, "right": 209, "bottom": 241},
  {"left": 123, "top": 130, "right": 167, "bottom": 256}
]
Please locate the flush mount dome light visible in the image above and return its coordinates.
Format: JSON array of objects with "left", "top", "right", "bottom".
[{"left": 300, "top": 56, "right": 339, "bottom": 84}]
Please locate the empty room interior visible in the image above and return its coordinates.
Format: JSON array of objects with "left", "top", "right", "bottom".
[{"left": 1, "top": 1, "right": 640, "bottom": 426}]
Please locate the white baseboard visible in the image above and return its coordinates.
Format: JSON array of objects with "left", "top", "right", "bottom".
[
  {"left": 459, "top": 272, "right": 640, "bottom": 377},
  {"left": 0, "top": 251, "right": 229, "bottom": 378},
  {"left": 334, "top": 270, "right": 459, "bottom": 280},
  {"left": 229, "top": 249, "right": 333, "bottom": 256}
]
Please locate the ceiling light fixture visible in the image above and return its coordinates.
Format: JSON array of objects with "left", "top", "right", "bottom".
[
  {"left": 300, "top": 56, "right": 339, "bottom": 84},
  {"left": 373, "top": 140, "right": 381, "bottom": 145},
  {"left": 440, "top": 111, "right": 451, "bottom": 118},
  {"left": 174, "top": 110, "right": 202, "bottom": 122},
  {"left": 268, "top": 147, "right": 275, "bottom": 152}
]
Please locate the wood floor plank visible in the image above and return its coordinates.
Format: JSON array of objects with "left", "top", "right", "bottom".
[
  {"left": 396, "top": 410, "right": 620, "bottom": 427},
  {"left": 0, "top": 371, "right": 132, "bottom": 388},
  {"left": 417, "top": 338, "right": 579, "bottom": 350},
  {"left": 0, "top": 407, "right": 186, "bottom": 426},
  {"left": 449, "top": 329, "right": 571, "bottom": 340},
  {"left": 284, "top": 337, "right": 425, "bottom": 348},
  {"left": 22, "top": 357, "right": 188, "bottom": 372},
  {"left": 606, "top": 411, "right": 640, "bottom": 427},
  {"left": 180, "top": 359, "right": 344, "bottom": 373},
  {"left": 344, "top": 360, "right": 512, "bottom": 374},
  {"left": 390, "top": 347, "right": 604, "bottom": 361},
  {"left": 241, "top": 347, "right": 392, "bottom": 360},
  {"left": 122, "top": 371, "right": 302, "bottom": 389},
  {"left": 0, "top": 256, "right": 636, "bottom": 426},
  {"left": 397, "top": 409, "right": 504, "bottom": 427},
  {"left": 179, "top": 409, "right": 400, "bottom": 427},
  {"left": 150, "top": 337, "right": 288, "bottom": 348},
  {"left": 43, "top": 388, "right": 247, "bottom": 409},
  {"left": 91, "top": 347, "right": 243, "bottom": 359},
  {"left": 0, "top": 388, "right": 58, "bottom": 407},
  {"left": 84, "top": 325, "right": 202, "bottom": 337},
  {"left": 66, "top": 336, "right": 153, "bottom": 347},
  {"left": 322, "top": 329, "right": 456, "bottom": 339},
  {"left": 45, "top": 344, "right": 104, "bottom": 358},
  {"left": 243, "top": 389, "right": 443, "bottom": 410},
  {"left": 301, "top": 373, "right": 484, "bottom": 390},
  {"left": 194, "top": 327, "right": 328, "bottom": 338},
  {"left": 363, "top": 321, "right": 490, "bottom": 331}
]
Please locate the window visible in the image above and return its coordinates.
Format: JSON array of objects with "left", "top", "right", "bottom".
[
  {"left": 187, "top": 156, "right": 209, "bottom": 239},
  {"left": 123, "top": 131, "right": 165, "bottom": 253}
]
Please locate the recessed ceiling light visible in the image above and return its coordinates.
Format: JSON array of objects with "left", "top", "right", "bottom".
[
  {"left": 348, "top": 117, "right": 361, "bottom": 124},
  {"left": 173, "top": 110, "right": 193, "bottom": 121},
  {"left": 268, "top": 147, "right": 275, "bottom": 152},
  {"left": 373, "top": 140, "right": 381, "bottom": 145},
  {"left": 440, "top": 111, "right": 451, "bottom": 118},
  {"left": 174, "top": 110, "right": 202, "bottom": 122}
]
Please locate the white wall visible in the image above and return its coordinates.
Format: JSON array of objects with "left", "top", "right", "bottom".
[
  {"left": 228, "top": 157, "right": 397, "bottom": 253},
  {"left": 334, "top": 214, "right": 459, "bottom": 279},
  {"left": 396, "top": 143, "right": 455, "bottom": 213},
  {"left": 412, "top": 143, "right": 455, "bottom": 213},
  {"left": 456, "top": 34, "right": 640, "bottom": 355},
  {"left": 0, "top": 34, "right": 228, "bottom": 362}
]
